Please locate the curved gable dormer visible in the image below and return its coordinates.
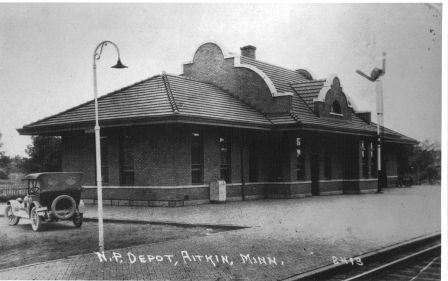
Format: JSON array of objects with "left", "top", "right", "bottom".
[
  {"left": 313, "top": 75, "right": 353, "bottom": 120},
  {"left": 182, "top": 42, "right": 292, "bottom": 113}
]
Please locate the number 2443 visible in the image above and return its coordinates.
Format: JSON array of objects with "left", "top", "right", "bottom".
[{"left": 332, "top": 256, "right": 363, "bottom": 266}]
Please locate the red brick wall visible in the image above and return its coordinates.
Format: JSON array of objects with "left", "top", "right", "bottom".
[
  {"left": 63, "top": 124, "right": 395, "bottom": 203},
  {"left": 82, "top": 186, "right": 209, "bottom": 202},
  {"left": 318, "top": 180, "right": 344, "bottom": 194},
  {"left": 313, "top": 77, "right": 353, "bottom": 120},
  {"left": 62, "top": 125, "right": 279, "bottom": 188},
  {"left": 62, "top": 132, "right": 96, "bottom": 185},
  {"left": 183, "top": 42, "right": 291, "bottom": 114},
  {"left": 105, "top": 134, "right": 120, "bottom": 186},
  {"left": 131, "top": 125, "right": 190, "bottom": 186},
  {"left": 343, "top": 179, "right": 377, "bottom": 194}
]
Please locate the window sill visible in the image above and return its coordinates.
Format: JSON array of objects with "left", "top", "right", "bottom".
[{"left": 329, "top": 112, "right": 343, "bottom": 117}]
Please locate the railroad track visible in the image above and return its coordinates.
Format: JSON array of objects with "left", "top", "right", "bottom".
[{"left": 283, "top": 232, "right": 441, "bottom": 281}]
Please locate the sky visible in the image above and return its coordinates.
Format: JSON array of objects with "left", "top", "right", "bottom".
[{"left": 0, "top": 3, "right": 443, "bottom": 156}]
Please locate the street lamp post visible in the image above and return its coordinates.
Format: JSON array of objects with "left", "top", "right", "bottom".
[
  {"left": 93, "top": 41, "right": 127, "bottom": 252},
  {"left": 356, "top": 52, "right": 386, "bottom": 193}
]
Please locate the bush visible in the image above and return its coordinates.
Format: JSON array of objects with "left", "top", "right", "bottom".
[{"left": 0, "top": 169, "right": 7, "bottom": 180}]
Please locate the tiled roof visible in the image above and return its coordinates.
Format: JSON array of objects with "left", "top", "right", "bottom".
[
  {"left": 19, "top": 74, "right": 272, "bottom": 134},
  {"left": 19, "top": 54, "right": 416, "bottom": 144},
  {"left": 21, "top": 76, "right": 175, "bottom": 129},
  {"left": 165, "top": 75, "right": 271, "bottom": 125},
  {"left": 289, "top": 80, "right": 325, "bottom": 107},
  {"left": 289, "top": 94, "right": 415, "bottom": 143},
  {"left": 240, "top": 56, "right": 309, "bottom": 93},
  {"left": 265, "top": 113, "right": 297, "bottom": 125}
]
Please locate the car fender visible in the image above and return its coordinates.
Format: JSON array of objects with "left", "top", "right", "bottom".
[
  {"left": 8, "top": 200, "right": 29, "bottom": 218},
  {"left": 8, "top": 200, "right": 22, "bottom": 214}
]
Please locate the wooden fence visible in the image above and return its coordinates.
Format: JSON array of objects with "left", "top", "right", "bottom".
[{"left": 0, "top": 183, "right": 27, "bottom": 202}]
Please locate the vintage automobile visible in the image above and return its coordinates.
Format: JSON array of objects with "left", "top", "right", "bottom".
[{"left": 4, "top": 172, "right": 85, "bottom": 231}]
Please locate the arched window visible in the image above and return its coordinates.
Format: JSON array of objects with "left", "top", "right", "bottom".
[{"left": 331, "top": 100, "right": 342, "bottom": 114}]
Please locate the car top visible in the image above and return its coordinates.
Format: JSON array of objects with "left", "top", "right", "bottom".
[{"left": 23, "top": 172, "right": 84, "bottom": 180}]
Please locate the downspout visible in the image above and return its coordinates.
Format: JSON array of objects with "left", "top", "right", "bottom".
[{"left": 240, "top": 135, "right": 245, "bottom": 201}]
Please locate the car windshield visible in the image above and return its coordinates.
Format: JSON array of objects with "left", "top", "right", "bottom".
[{"left": 28, "top": 180, "right": 40, "bottom": 195}]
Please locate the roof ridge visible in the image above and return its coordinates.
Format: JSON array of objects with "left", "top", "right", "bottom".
[
  {"left": 21, "top": 74, "right": 163, "bottom": 129},
  {"left": 161, "top": 72, "right": 179, "bottom": 114},
  {"left": 165, "top": 73, "right": 212, "bottom": 84}
]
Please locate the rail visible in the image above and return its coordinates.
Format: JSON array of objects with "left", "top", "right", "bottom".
[
  {"left": 343, "top": 243, "right": 440, "bottom": 280},
  {"left": 282, "top": 232, "right": 441, "bottom": 281}
]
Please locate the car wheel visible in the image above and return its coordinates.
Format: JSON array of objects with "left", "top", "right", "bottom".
[
  {"left": 5, "top": 205, "right": 20, "bottom": 226},
  {"left": 51, "top": 195, "right": 76, "bottom": 220},
  {"left": 30, "top": 206, "right": 42, "bottom": 232},
  {"left": 73, "top": 213, "right": 83, "bottom": 228}
]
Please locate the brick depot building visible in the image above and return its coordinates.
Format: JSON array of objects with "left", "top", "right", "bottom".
[{"left": 19, "top": 42, "right": 416, "bottom": 206}]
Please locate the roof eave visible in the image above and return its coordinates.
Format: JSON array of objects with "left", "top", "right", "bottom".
[
  {"left": 300, "top": 123, "right": 417, "bottom": 144},
  {"left": 18, "top": 115, "right": 273, "bottom": 135}
]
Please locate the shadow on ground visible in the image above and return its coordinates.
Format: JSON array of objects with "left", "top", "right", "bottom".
[{"left": 0, "top": 219, "right": 231, "bottom": 270}]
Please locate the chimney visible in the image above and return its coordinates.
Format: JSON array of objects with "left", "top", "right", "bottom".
[{"left": 240, "top": 45, "right": 256, "bottom": 59}]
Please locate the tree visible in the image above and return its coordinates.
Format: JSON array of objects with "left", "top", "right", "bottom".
[
  {"left": 22, "top": 136, "right": 62, "bottom": 173},
  {"left": 0, "top": 133, "right": 11, "bottom": 178},
  {"left": 410, "top": 140, "right": 441, "bottom": 184}
]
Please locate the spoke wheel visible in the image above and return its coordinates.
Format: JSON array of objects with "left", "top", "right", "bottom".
[
  {"left": 30, "top": 206, "right": 42, "bottom": 232},
  {"left": 73, "top": 213, "right": 83, "bottom": 228},
  {"left": 5, "top": 205, "right": 20, "bottom": 225}
]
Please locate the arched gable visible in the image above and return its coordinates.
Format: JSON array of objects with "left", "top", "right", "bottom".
[
  {"left": 182, "top": 41, "right": 292, "bottom": 113},
  {"left": 189, "top": 42, "right": 281, "bottom": 97},
  {"left": 313, "top": 74, "right": 354, "bottom": 120},
  {"left": 192, "top": 41, "right": 233, "bottom": 61}
]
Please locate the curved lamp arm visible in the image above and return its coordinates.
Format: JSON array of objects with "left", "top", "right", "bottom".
[{"left": 93, "top": 41, "right": 122, "bottom": 63}]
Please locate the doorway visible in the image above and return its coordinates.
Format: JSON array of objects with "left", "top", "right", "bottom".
[{"left": 311, "top": 145, "right": 320, "bottom": 196}]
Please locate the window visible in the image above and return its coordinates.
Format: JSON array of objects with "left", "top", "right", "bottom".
[
  {"left": 370, "top": 142, "right": 377, "bottom": 177},
  {"left": 219, "top": 135, "right": 231, "bottom": 182},
  {"left": 249, "top": 141, "right": 258, "bottom": 182},
  {"left": 324, "top": 149, "right": 332, "bottom": 180},
  {"left": 331, "top": 100, "right": 342, "bottom": 114},
  {"left": 191, "top": 132, "right": 203, "bottom": 184},
  {"left": 361, "top": 140, "right": 369, "bottom": 178},
  {"left": 100, "top": 136, "right": 109, "bottom": 185},
  {"left": 120, "top": 134, "right": 134, "bottom": 185},
  {"left": 296, "top": 137, "right": 305, "bottom": 180}
]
